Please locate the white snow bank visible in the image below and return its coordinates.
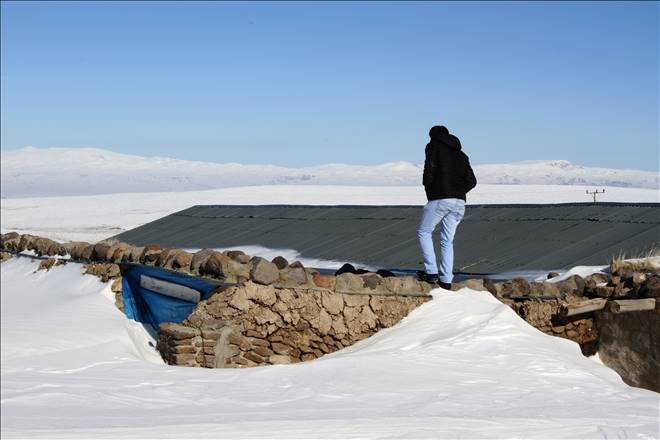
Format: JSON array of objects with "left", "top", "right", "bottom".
[
  {"left": 2, "top": 184, "right": 658, "bottom": 243},
  {"left": 2, "top": 257, "right": 658, "bottom": 438}
]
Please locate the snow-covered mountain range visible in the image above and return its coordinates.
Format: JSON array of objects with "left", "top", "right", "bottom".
[{"left": 1, "top": 146, "right": 657, "bottom": 197}]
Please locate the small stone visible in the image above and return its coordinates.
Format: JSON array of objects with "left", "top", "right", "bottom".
[
  {"left": 249, "top": 257, "right": 279, "bottom": 285},
  {"left": 547, "top": 272, "right": 560, "bottom": 279},
  {"left": 271, "top": 342, "right": 291, "bottom": 355},
  {"left": 269, "top": 354, "right": 292, "bottom": 365},
  {"left": 313, "top": 273, "right": 336, "bottom": 290},
  {"left": 159, "top": 323, "right": 200, "bottom": 340},
  {"left": 254, "top": 346, "right": 274, "bottom": 357},
  {"left": 271, "top": 256, "right": 289, "bottom": 270},
  {"left": 244, "top": 351, "right": 265, "bottom": 364},
  {"left": 321, "top": 292, "right": 344, "bottom": 315},
  {"left": 226, "top": 250, "right": 250, "bottom": 264},
  {"left": 301, "top": 353, "right": 316, "bottom": 362}
]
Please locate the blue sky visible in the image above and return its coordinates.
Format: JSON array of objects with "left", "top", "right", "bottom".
[{"left": 1, "top": 1, "right": 658, "bottom": 170}]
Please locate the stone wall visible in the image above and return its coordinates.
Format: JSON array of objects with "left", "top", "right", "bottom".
[
  {"left": 157, "top": 282, "right": 428, "bottom": 367},
  {"left": 2, "top": 232, "right": 658, "bottom": 385}
]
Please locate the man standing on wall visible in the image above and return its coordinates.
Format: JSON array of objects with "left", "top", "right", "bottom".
[{"left": 417, "top": 125, "right": 477, "bottom": 289}]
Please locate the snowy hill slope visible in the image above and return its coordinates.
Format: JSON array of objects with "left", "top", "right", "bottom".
[
  {"left": 1, "top": 256, "right": 658, "bottom": 438},
  {"left": 1, "top": 147, "right": 657, "bottom": 197}
]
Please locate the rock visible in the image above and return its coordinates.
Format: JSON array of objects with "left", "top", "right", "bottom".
[
  {"left": 376, "top": 269, "right": 396, "bottom": 278},
  {"left": 451, "top": 278, "right": 488, "bottom": 292},
  {"left": 140, "top": 244, "right": 161, "bottom": 265},
  {"left": 190, "top": 248, "right": 216, "bottom": 274},
  {"left": 249, "top": 257, "right": 279, "bottom": 285},
  {"left": 0, "top": 251, "right": 11, "bottom": 263},
  {"left": 83, "top": 263, "right": 120, "bottom": 282},
  {"left": 288, "top": 260, "right": 304, "bottom": 269},
  {"left": 81, "top": 244, "right": 95, "bottom": 261},
  {"left": 639, "top": 276, "right": 660, "bottom": 298},
  {"left": 384, "top": 276, "right": 429, "bottom": 295},
  {"left": 92, "top": 243, "right": 111, "bottom": 261},
  {"left": 159, "top": 323, "right": 201, "bottom": 340},
  {"left": 127, "top": 246, "right": 144, "bottom": 263},
  {"left": 271, "top": 256, "right": 289, "bottom": 270},
  {"left": 228, "top": 288, "right": 255, "bottom": 311},
  {"left": 318, "top": 309, "right": 333, "bottom": 334},
  {"left": 555, "top": 275, "right": 586, "bottom": 296},
  {"left": 172, "top": 250, "right": 193, "bottom": 271},
  {"left": 592, "top": 286, "right": 615, "bottom": 299},
  {"left": 244, "top": 282, "right": 277, "bottom": 306},
  {"left": 321, "top": 292, "right": 344, "bottom": 315},
  {"left": 335, "top": 273, "right": 364, "bottom": 293},
  {"left": 510, "top": 278, "right": 531, "bottom": 296},
  {"left": 279, "top": 266, "right": 308, "bottom": 286},
  {"left": 361, "top": 273, "right": 383, "bottom": 290},
  {"left": 528, "top": 282, "right": 561, "bottom": 298},
  {"left": 335, "top": 263, "right": 356, "bottom": 275},
  {"left": 312, "top": 273, "right": 336, "bottom": 290},
  {"left": 269, "top": 354, "right": 292, "bottom": 365},
  {"left": 37, "top": 258, "right": 66, "bottom": 271},
  {"left": 244, "top": 351, "right": 265, "bottom": 364},
  {"left": 226, "top": 250, "right": 250, "bottom": 264},
  {"left": 547, "top": 271, "right": 560, "bottom": 279},
  {"left": 156, "top": 248, "right": 177, "bottom": 267},
  {"left": 202, "top": 252, "right": 232, "bottom": 278}
]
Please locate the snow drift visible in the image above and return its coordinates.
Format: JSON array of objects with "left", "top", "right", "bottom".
[
  {"left": 1, "top": 147, "right": 658, "bottom": 197},
  {"left": 1, "top": 256, "right": 658, "bottom": 438}
]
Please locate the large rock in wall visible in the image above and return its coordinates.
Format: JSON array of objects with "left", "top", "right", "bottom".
[{"left": 158, "top": 282, "right": 430, "bottom": 368}]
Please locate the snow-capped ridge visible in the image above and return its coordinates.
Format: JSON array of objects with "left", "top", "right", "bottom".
[{"left": 1, "top": 147, "right": 657, "bottom": 198}]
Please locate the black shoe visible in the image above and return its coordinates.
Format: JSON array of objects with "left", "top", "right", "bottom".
[
  {"left": 438, "top": 281, "right": 452, "bottom": 290},
  {"left": 416, "top": 271, "right": 439, "bottom": 284}
]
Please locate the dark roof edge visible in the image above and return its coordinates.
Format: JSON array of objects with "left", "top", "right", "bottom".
[{"left": 186, "top": 202, "right": 660, "bottom": 209}]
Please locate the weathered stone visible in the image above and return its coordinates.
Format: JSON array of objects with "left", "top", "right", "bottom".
[
  {"left": 289, "top": 261, "right": 304, "bottom": 269},
  {"left": 555, "top": 275, "right": 586, "bottom": 297},
  {"left": 191, "top": 248, "right": 216, "bottom": 274},
  {"left": 313, "top": 273, "right": 336, "bottom": 290},
  {"left": 159, "top": 323, "right": 201, "bottom": 340},
  {"left": 249, "top": 257, "right": 279, "bottom": 285},
  {"left": 269, "top": 354, "right": 292, "bottom": 364},
  {"left": 451, "top": 278, "right": 488, "bottom": 292},
  {"left": 174, "top": 345, "right": 197, "bottom": 354},
  {"left": 254, "top": 345, "right": 274, "bottom": 357},
  {"left": 0, "top": 251, "right": 12, "bottom": 263},
  {"left": 226, "top": 250, "right": 251, "bottom": 264},
  {"left": 592, "top": 286, "right": 615, "bottom": 299},
  {"left": 317, "top": 309, "right": 333, "bottom": 334},
  {"left": 156, "top": 248, "right": 177, "bottom": 267},
  {"left": 244, "top": 282, "right": 277, "bottom": 306},
  {"left": 228, "top": 288, "right": 254, "bottom": 311},
  {"left": 344, "top": 294, "right": 370, "bottom": 307},
  {"left": 140, "top": 244, "right": 161, "bottom": 265},
  {"left": 301, "top": 353, "right": 316, "bottom": 362},
  {"left": 171, "top": 250, "right": 193, "bottom": 271},
  {"left": 202, "top": 252, "right": 232, "bottom": 278},
  {"left": 127, "top": 246, "right": 145, "bottom": 263},
  {"left": 361, "top": 273, "right": 383, "bottom": 290},
  {"left": 529, "top": 282, "right": 561, "bottom": 298},
  {"left": 639, "top": 276, "right": 660, "bottom": 298},
  {"left": 547, "top": 271, "right": 560, "bottom": 279},
  {"left": 335, "top": 273, "right": 364, "bottom": 293},
  {"left": 271, "top": 342, "right": 293, "bottom": 355},
  {"left": 271, "top": 256, "right": 289, "bottom": 270},
  {"left": 244, "top": 351, "right": 265, "bottom": 364},
  {"left": 279, "top": 266, "right": 308, "bottom": 286},
  {"left": 249, "top": 337, "right": 270, "bottom": 347},
  {"left": 321, "top": 292, "right": 344, "bottom": 315},
  {"left": 37, "top": 258, "right": 66, "bottom": 271},
  {"left": 227, "top": 334, "right": 251, "bottom": 351}
]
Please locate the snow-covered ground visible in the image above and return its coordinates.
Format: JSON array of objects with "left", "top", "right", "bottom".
[
  {"left": 2, "top": 147, "right": 658, "bottom": 197},
  {"left": 2, "top": 256, "right": 658, "bottom": 439},
  {"left": 2, "top": 184, "right": 658, "bottom": 243}
]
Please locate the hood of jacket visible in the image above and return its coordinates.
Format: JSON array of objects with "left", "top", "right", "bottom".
[{"left": 428, "top": 125, "right": 461, "bottom": 150}]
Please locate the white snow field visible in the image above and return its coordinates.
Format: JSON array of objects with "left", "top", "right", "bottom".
[
  {"left": 1, "top": 147, "right": 658, "bottom": 198},
  {"left": 1, "top": 256, "right": 658, "bottom": 439},
  {"left": 1, "top": 184, "right": 658, "bottom": 243}
]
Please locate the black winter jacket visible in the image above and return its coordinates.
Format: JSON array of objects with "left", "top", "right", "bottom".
[{"left": 422, "top": 129, "right": 477, "bottom": 201}]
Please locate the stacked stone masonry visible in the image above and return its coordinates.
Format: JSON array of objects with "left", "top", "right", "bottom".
[{"left": 2, "top": 232, "right": 658, "bottom": 386}]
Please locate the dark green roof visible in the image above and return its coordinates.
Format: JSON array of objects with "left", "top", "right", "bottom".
[{"left": 113, "top": 203, "right": 660, "bottom": 274}]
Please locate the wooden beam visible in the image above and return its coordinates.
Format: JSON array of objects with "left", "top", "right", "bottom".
[
  {"left": 562, "top": 298, "right": 607, "bottom": 317},
  {"left": 608, "top": 299, "right": 657, "bottom": 314}
]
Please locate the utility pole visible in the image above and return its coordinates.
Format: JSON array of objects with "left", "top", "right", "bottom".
[{"left": 586, "top": 188, "right": 605, "bottom": 203}]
